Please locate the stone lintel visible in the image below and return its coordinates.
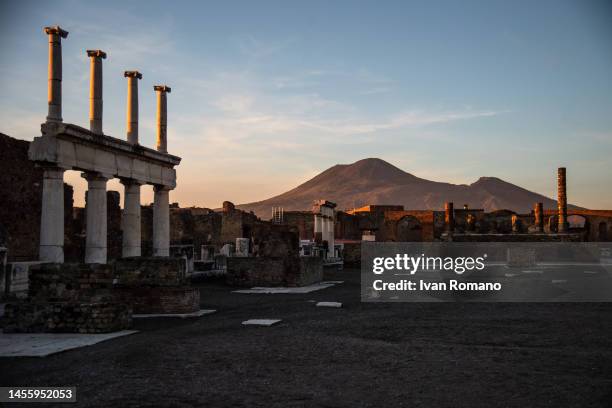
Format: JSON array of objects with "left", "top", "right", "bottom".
[
  {"left": 44, "top": 26, "right": 69, "bottom": 38},
  {"left": 87, "top": 49, "right": 107, "bottom": 59},
  {"left": 124, "top": 71, "right": 142, "bottom": 79}
]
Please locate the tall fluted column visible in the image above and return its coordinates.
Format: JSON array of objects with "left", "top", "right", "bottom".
[
  {"left": 534, "top": 202, "right": 544, "bottom": 233},
  {"left": 124, "top": 71, "right": 142, "bottom": 145},
  {"left": 154, "top": 85, "right": 171, "bottom": 153},
  {"left": 39, "top": 166, "right": 65, "bottom": 262},
  {"left": 557, "top": 167, "right": 568, "bottom": 233},
  {"left": 121, "top": 180, "right": 142, "bottom": 257},
  {"left": 83, "top": 172, "right": 109, "bottom": 263},
  {"left": 87, "top": 50, "right": 106, "bottom": 134},
  {"left": 44, "top": 26, "right": 68, "bottom": 123},
  {"left": 444, "top": 202, "right": 454, "bottom": 233},
  {"left": 153, "top": 185, "right": 171, "bottom": 256}
]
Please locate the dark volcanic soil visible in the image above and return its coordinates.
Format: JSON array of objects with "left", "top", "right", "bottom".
[{"left": 1, "top": 268, "right": 611, "bottom": 407}]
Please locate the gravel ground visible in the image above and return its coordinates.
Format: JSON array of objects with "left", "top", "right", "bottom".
[{"left": 1, "top": 268, "right": 611, "bottom": 407}]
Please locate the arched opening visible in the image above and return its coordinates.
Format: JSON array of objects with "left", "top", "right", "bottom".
[
  {"left": 568, "top": 215, "right": 587, "bottom": 229},
  {"left": 396, "top": 216, "right": 422, "bottom": 242}
]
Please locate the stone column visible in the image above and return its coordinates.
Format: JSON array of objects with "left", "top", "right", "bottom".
[
  {"left": 83, "top": 172, "right": 109, "bottom": 263},
  {"left": 39, "top": 166, "right": 65, "bottom": 262},
  {"left": 154, "top": 85, "right": 171, "bottom": 153},
  {"left": 328, "top": 216, "right": 335, "bottom": 258},
  {"left": 121, "top": 180, "right": 142, "bottom": 257},
  {"left": 534, "top": 202, "right": 544, "bottom": 233},
  {"left": 44, "top": 26, "right": 68, "bottom": 123},
  {"left": 314, "top": 214, "right": 323, "bottom": 242},
  {"left": 557, "top": 167, "right": 568, "bottom": 233},
  {"left": 87, "top": 50, "right": 106, "bottom": 134},
  {"left": 444, "top": 202, "right": 454, "bottom": 233},
  {"left": 124, "top": 71, "right": 142, "bottom": 145},
  {"left": 153, "top": 185, "right": 171, "bottom": 256}
]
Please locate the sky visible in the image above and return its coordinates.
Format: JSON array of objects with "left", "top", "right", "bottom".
[{"left": 0, "top": 0, "right": 611, "bottom": 209}]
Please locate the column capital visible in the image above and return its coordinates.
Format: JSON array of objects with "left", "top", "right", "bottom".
[
  {"left": 44, "top": 26, "right": 69, "bottom": 38},
  {"left": 124, "top": 70, "right": 142, "bottom": 79},
  {"left": 154, "top": 184, "right": 173, "bottom": 192},
  {"left": 81, "top": 171, "right": 111, "bottom": 183},
  {"left": 120, "top": 178, "right": 144, "bottom": 186},
  {"left": 154, "top": 85, "right": 171, "bottom": 93},
  {"left": 87, "top": 49, "right": 107, "bottom": 59}
]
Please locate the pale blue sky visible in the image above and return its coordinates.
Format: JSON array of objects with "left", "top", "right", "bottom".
[{"left": 1, "top": 0, "right": 611, "bottom": 209}]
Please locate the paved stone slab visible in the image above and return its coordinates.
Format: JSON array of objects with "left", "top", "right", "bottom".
[
  {"left": 133, "top": 309, "right": 216, "bottom": 319},
  {"left": 233, "top": 281, "right": 342, "bottom": 294},
  {"left": 0, "top": 330, "right": 138, "bottom": 357},
  {"left": 316, "top": 302, "right": 342, "bottom": 308},
  {"left": 241, "top": 319, "right": 281, "bottom": 327}
]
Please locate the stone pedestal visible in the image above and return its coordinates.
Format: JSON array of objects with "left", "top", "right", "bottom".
[
  {"left": 121, "top": 180, "right": 142, "bottom": 257},
  {"left": 153, "top": 185, "right": 170, "bottom": 256},
  {"left": 39, "top": 167, "right": 65, "bottom": 263},
  {"left": 83, "top": 173, "right": 109, "bottom": 264}
]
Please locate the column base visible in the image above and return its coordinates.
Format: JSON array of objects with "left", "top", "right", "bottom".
[{"left": 40, "top": 245, "right": 64, "bottom": 263}]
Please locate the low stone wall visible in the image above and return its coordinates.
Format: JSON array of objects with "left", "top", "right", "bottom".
[
  {"left": 115, "top": 286, "right": 200, "bottom": 314},
  {"left": 2, "top": 262, "right": 131, "bottom": 333},
  {"left": 28, "top": 262, "right": 114, "bottom": 302},
  {"left": 114, "top": 257, "right": 187, "bottom": 286},
  {"left": 114, "top": 257, "right": 199, "bottom": 314},
  {"left": 3, "top": 302, "right": 131, "bottom": 333},
  {"left": 226, "top": 256, "right": 323, "bottom": 287}
]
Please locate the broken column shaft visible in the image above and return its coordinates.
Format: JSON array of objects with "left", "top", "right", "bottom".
[
  {"left": 154, "top": 85, "right": 171, "bottom": 153},
  {"left": 124, "top": 71, "right": 142, "bottom": 144},
  {"left": 557, "top": 167, "right": 568, "bottom": 233},
  {"left": 44, "top": 26, "right": 68, "bottom": 123},
  {"left": 87, "top": 50, "right": 106, "bottom": 134},
  {"left": 444, "top": 202, "right": 454, "bottom": 233},
  {"left": 534, "top": 202, "right": 544, "bottom": 232}
]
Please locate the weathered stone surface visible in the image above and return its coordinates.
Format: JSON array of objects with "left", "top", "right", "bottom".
[
  {"left": 226, "top": 256, "right": 323, "bottom": 287},
  {"left": 3, "top": 301, "right": 131, "bottom": 333},
  {"left": 113, "top": 257, "right": 187, "bottom": 287},
  {"left": 27, "top": 262, "right": 115, "bottom": 302},
  {"left": 114, "top": 286, "right": 199, "bottom": 314}
]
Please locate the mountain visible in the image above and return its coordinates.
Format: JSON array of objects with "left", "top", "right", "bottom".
[{"left": 237, "top": 158, "right": 579, "bottom": 218}]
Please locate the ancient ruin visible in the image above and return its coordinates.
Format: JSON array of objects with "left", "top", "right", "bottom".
[{"left": 1, "top": 25, "right": 193, "bottom": 333}]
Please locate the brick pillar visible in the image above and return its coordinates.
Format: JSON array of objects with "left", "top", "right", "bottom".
[{"left": 557, "top": 167, "right": 568, "bottom": 233}]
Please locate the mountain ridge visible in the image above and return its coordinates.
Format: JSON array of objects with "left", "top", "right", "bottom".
[{"left": 236, "top": 158, "right": 580, "bottom": 218}]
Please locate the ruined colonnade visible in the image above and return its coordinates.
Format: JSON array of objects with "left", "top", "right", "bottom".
[{"left": 33, "top": 26, "right": 180, "bottom": 264}]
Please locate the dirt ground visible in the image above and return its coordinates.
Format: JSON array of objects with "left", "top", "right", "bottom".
[{"left": 1, "top": 267, "right": 611, "bottom": 407}]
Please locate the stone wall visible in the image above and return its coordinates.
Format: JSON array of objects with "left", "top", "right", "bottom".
[
  {"left": 3, "top": 302, "right": 131, "bottom": 333},
  {"left": 227, "top": 256, "right": 323, "bottom": 287},
  {"left": 3, "top": 262, "right": 132, "bottom": 333},
  {"left": 114, "top": 286, "right": 199, "bottom": 314},
  {"left": 113, "top": 257, "right": 199, "bottom": 314}
]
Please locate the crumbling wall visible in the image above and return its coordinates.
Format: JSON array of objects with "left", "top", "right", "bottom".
[{"left": 226, "top": 256, "right": 323, "bottom": 287}]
